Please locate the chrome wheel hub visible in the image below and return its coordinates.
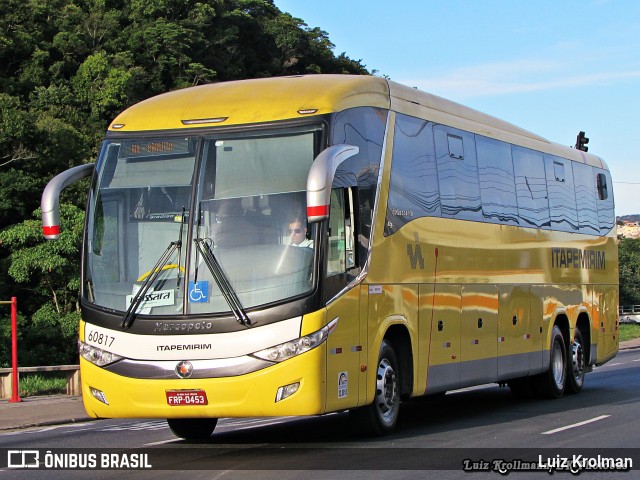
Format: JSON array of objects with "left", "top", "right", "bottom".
[
  {"left": 552, "top": 341, "right": 565, "bottom": 389},
  {"left": 375, "top": 358, "right": 397, "bottom": 423},
  {"left": 572, "top": 339, "right": 585, "bottom": 384}
]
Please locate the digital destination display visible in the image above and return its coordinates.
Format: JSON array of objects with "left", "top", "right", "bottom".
[{"left": 120, "top": 138, "right": 192, "bottom": 158}]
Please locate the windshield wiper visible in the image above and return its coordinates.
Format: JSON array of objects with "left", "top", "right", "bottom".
[
  {"left": 121, "top": 208, "right": 186, "bottom": 329},
  {"left": 194, "top": 237, "right": 252, "bottom": 327}
]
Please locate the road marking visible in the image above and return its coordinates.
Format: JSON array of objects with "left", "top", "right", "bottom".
[
  {"left": 140, "top": 417, "right": 301, "bottom": 445},
  {"left": 1, "top": 422, "right": 93, "bottom": 436},
  {"left": 99, "top": 420, "right": 168, "bottom": 432},
  {"left": 542, "top": 415, "right": 610, "bottom": 435},
  {"left": 633, "top": 359, "right": 640, "bottom": 362},
  {"left": 221, "top": 416, "right": 299, "bottom": 427},
  {"left": 144, "top": 438, "right": 179, "bottom": 446}
]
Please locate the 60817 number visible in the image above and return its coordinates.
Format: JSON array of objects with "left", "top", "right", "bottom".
[{"left": 86, "top": 330, "right": 115, "bottom": 348}]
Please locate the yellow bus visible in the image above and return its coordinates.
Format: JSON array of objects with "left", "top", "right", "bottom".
[{"left": 42, "top": 75, "right": 619, "bottom": 438}]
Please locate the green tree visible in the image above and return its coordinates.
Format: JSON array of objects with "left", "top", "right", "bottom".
[
  {"left": 0, "top": 93, "right": 41, "bottom": 225},
  {"left": 0, "top": 204, "right": 85, "bottom": 365},
  {"left": 619, "top": 238, "right": 640, "bottom": 306},
  {"left": 71, "top": 51, "right": 138, "bottom": 121}
]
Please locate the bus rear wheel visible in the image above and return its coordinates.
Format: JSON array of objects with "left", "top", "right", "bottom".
[
  {"left": 167, "top": 418, "right": 218, "bottom": 440},
  {"left": 566, "top": 328, "right": 586, "bottom": 394},
  {"left": 533, "top": 325, "right": 566, "bottom": 399},
  {"left": 352, "top": 339, "right": 401, "bottom": 435}
]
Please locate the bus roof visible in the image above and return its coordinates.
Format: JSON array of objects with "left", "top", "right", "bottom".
[
  {"left": 109, "top": 75, "right": 390, "bottom": 131},
  {"left": 109, "top": 74, "right": 607, "bottom": 170},
  {"left": 387, "top": 80, "right": 607, "bottom": 169}
]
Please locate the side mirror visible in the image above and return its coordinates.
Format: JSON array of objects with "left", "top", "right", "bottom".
[
  {"left": 306, "top": 144, "right": 359, "bottom": 223},
  {"left": 41, "top": 163, "right": 95, "bottom": 239}
]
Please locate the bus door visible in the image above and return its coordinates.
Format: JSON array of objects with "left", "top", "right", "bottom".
[
  {"left": 324, "top": 187, "right": 363, "bottom": 411},
  {"left": 460, "top": 285, "right": 498, "bottom": 385},
  {"left": 497, "top": 286, "right": 532, "bottom": 379}
]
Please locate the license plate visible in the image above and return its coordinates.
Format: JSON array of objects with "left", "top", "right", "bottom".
[{"left": 166, "top": 389, "right": 208, "bottom": 406}]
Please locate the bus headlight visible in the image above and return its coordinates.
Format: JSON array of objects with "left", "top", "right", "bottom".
[
  {"left": 78, "top": 340, "right": 123, "bottom": 367},
  {"left": 251, "top": 318, "right": 338, "bottom": 363}
]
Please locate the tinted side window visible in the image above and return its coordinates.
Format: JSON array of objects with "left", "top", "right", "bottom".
[
  {"left": 476, "top": 136, "right": 518, "bottom": 226},
  {"left": 594, "top": 168, "right": 615, "bottom": 233},
  {"left": 434, "top": 125, "right": 482, "bottom": 221},
  {"left": 331, "top": 107, "right": 387, "bottom": 260},
  {"left": 545, "top": 155, "right": 578, "bottom": 232},
  {"left": 572, "top": 163, "right": 599, "bottom": 235},
  {"left": 512, "top": 146, "right": 550, "bottom": 228},
  {"left": 386, "top": 114, "right": 440, "bottom": 235}
]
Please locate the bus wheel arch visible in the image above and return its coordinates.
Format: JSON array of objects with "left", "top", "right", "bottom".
[{"left": 384, "top": 324, "right": 414, "bottom": 400}]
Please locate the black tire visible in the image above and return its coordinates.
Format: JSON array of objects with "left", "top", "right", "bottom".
[
  {"left": 167, "top": 418, "right": 218, "bottom": 440},
  {"left": 352, "top": 339, "right": 401, "bottom": 435},
  {"left": 566, "top": 328, "right": 586, "bottom": 394},
  {"left": 533, "top": 325, "right": 566, "bottom": 399}
]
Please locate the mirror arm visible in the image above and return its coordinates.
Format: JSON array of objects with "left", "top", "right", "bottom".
[
  {"left": 41, "top": 163, "right": 95, "bottom": 240},
  {"left": 306, "top": 145, "right": 359, "bottom": 223}
]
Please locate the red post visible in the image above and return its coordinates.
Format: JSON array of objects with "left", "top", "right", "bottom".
[{"left": 9, "top": 297, "right": 21, "bottom": 403}]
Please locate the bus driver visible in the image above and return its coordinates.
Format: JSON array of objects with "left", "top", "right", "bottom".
[{"left": 288, "top": 217, "right": 313, "bottom": 248}]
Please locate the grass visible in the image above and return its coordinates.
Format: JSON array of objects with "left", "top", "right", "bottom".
[
  {"left": 18, "top": 373, "right": 67, "bottom": 397},
  {"left": 619, "top": 323, "right": 640, "bottom": 343}
]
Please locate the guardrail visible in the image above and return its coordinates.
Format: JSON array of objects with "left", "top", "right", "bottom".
[
  {"left": 619, "top": 305, "right": 640, "bottom": 324},
  {"left": 620, "top": 305, "right": 640, "bottom": 315},
  {"left": 0, "top": 365, "right": 80, "bottom": 400}
]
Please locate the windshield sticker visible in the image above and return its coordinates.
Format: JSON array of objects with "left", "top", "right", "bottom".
[
  {"left": 126, "top": 288, "right": 175, "bottom": 312},
  {"left": 188, "top": 281, "right": 209, "bottom": 303}
]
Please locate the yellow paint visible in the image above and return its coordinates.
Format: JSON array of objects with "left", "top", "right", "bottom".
[
  {"left": 325, "top": 286, "right": 362, "bottom": 410},
  {"left": 109, "top": 75, "right": 389, "bottom": 132},
  {"left": 80, "top": 345, "right": 327, "bottom": 419}
]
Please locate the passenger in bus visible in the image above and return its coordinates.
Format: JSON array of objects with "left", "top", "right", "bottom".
[
  {"left": 132, "top": 186, "right": 175, "bottom": 219},
  {"left": 287, "top": 216, "right": 313, "bottom": 248}
]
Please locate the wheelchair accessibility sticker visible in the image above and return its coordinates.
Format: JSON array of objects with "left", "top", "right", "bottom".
[{"left": 188, "top": 281, "right": 209, "bottom": 303}]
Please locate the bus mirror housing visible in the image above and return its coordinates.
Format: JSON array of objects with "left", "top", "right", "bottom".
[
  {"left": 41, "top": 163, "right": 95, "bottom": 240},
  {"left": 306, "top": 144, "right": 359, "bottom": 223}
]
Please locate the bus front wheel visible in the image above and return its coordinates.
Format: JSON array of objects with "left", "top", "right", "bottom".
[
  {"left": 167, "top": 418, "right": 218, "bottom": 440},
  {"left": 352, "top": 339, "right": 401, "bottom": 435}
]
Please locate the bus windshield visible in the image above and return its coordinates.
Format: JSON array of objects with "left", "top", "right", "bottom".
[{"left": 84, "top": 127, "right": 321, "bottom": 318}]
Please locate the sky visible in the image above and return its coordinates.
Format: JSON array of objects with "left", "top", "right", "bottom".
[{"left": 274, "top": 0, "right": 640, "bottom": 217}]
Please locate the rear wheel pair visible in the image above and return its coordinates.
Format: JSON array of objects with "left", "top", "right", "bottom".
[{"left": 509, "top": 325, "right": 586, "bottom": 399}]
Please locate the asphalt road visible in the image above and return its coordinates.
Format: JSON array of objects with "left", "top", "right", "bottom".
[{"left": 2, "top": 348, "right": 639, "bottom": 479}]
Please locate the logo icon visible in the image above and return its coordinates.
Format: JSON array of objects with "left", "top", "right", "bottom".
[
  {"left": 188, "top": 281, "right": 209, "bottom": 303},
  {"left": 175, "top": 361, "right": 193, "bottom": 379},
  {"left": 8, "top": 450, "right": 40, "bottom": 469}
]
